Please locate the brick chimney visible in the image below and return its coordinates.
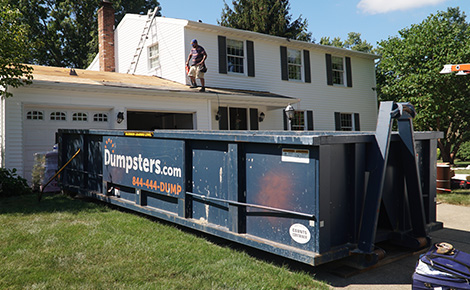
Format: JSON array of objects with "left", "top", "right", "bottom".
[{"left": 98, "top": 0, "right": 115, "bottom": 72}]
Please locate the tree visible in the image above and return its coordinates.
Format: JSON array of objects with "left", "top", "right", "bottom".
[
  {"left": 0, "top": 3, "right": 33, "bottom": 98},
  {"left": 219, "top": 0, "right": 312, "bottom": 42},
  {"left": 5, "top": 0, "right": 160, "bottom": 69},
  {"left": 320, "top": 32, "right": 374, "bottom": 53},
  {"left": 376, "top": 7, "right": 470, "bottom": 164}
]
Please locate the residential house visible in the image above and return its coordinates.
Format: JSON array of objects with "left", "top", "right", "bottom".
[
  {"left": 1, "top": 1, "right": 378, "bottom": 183},
  {"left": 88, "top": 3, "right": 379, "bottom": 132}
]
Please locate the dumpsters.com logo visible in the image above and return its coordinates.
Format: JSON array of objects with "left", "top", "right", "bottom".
[{"left": 104, "top": 138, "right": 182, "bottom": 177}]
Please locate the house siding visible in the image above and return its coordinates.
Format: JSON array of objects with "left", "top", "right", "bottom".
[
  {"left": 91, "top": 15, "right": 378, "bottom": 131},
  {"left": 4, "top": 84, "right": 213, "bottom": 180}
]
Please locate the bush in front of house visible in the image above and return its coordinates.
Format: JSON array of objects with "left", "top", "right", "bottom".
[
  {"left": 456, "top": 141, "right": 470, "bottom": 162},
  {"left": 0, "top": 168, "right": 32, "bottom": 198}
]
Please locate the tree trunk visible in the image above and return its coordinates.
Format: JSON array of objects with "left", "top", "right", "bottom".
[{"left": 438, "top": 140, "right": 454, "bottom": 164}]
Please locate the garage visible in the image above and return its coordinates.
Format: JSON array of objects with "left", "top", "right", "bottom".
[{"left": 22, "top": 105, "right": 111, "bottom": 183}]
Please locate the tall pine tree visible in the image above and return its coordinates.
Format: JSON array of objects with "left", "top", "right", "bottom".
[{"left": 219, "top": 0, "right": 312, "bottom": 42}]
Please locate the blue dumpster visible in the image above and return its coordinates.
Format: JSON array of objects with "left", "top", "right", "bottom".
[{"left": 57, "top": 102, "right": 442, "bottom": 267}]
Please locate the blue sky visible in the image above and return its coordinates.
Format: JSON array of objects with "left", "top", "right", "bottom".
[{"left": 157, "top": 0, "right": 469, "bottom": 47}]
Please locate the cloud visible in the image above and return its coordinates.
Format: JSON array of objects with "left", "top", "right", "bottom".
[{"left": 357, "top": 0, "right": 450, "bottom": 14}]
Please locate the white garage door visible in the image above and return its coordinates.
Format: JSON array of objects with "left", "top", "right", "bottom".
[{"left": 23, "top": 106, "right": 111, "bottom": 183}]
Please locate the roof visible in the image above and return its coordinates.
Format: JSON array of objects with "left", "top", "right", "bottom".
[{"left": 26, "top": 65, "right": 298, "bottom": 107}]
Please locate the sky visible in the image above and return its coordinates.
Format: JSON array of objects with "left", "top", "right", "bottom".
[{"left": 157, "top": 0, "right": 470, "bottom": 47}]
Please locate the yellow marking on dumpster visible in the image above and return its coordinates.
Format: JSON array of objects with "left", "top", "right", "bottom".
[{"left": 124, "top": 131, "right": 153, "bottom": 137}]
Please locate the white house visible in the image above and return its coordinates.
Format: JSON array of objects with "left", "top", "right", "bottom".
[
  {"left": 0, "top": 65, "right": 296, "bottom": 183},
  {"left": 88, "top": 3, "right": 379, "bottom": 132},
  {"left": 1, "top": 1, "right": 379, "bottom": 183}
]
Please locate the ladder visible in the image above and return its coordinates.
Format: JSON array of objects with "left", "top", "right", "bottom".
[{"left": 127, "top": 7, "right": 159, "bottom": 74}]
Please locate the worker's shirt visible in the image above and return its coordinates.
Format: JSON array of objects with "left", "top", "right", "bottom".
[{"left": 190, "top": 45, "right": 206, "bottom": 66}]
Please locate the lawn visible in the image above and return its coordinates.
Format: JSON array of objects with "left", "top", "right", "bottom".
[{"left": 0, "top": 194, "right": 328, "bottom": 290}]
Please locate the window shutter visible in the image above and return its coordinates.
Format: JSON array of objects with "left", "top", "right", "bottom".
[
  {"left": 218, "top": 36, "right": 227, "bottom": 74},
  {"left": 283, "top": 109, "right": 287, "bottom": 130},
  {"left": 354, "top": 113, "right": 360, "bottom": 131},
  {"left": 346, "top": 57, "right": 353, "bottom": 87},
  {"left": 247, "top": 40, "right": 255, "bottom": 77},
  {"left": 280, "top": 46, "right": 288, "bottom": 81},
  {"left": 218, "top": 107, "right": 228, "bottom": 130},
  {"left": 326, "top": 54, "right": 333, "bottom": 86},
  {"left": 334, "top": 112, "right": 341, "bottom": 131},
  {"left": 249, "top": 108, "right": 259, "bottom": 130},
  {"left": 307, "top": 110, "right": 314, "bottom": 131},
  {"left": 303, "top": 50, "right": 311, "bottom": 83}
]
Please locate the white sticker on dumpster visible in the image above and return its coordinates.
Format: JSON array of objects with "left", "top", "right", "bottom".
[
  {"left": 289, "top": 223, "right": 311, "bottom": 244},
  {"left": 282, "top": 149, "right": 309, "bottom": 164}
]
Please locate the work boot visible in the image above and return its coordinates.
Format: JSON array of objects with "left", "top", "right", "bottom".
[{"left": 199, "top": 87, "right": 205, "bottom": 92}]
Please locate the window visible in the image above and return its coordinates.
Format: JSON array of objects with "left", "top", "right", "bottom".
[
  {"left": 291, "top": 111, "right": 305, "bottom": 131},
  {"left": 148, "top": 43, "right": 159, "bottom": 70},
  {"left": 93, "top": 113, "right": 108, "bottom": 122},
  {"left": 335, "top": 112, "right": 360, "bottom": 131},
  {"left": 339, "top": 113, "right": 352, "bottom": 131},
  {"left": 218, "top": 36, "right": 255, "bottom": 77},
  {"left": 326, "top": 54, "right": 352, "bottom": 87},
  {"left": 26, "top": 111, "right": 44, "bottom": 120},
  {"left": 227, "top": 39, "right": 244, "bottom": 73},
  {"left": 288, "top": 49, "right": 302, "bottom": 80},
  {"left": 280, "top": 47, "right": 311, "bottom": 82},
  {"left": 72, "top": 112, "right": 88, "bottom": 121},
  {"left": 283, "top": 110, "right": 314, "bottom": 131},
  {"left": 332, "top": 56, "right": 344, "bottom": 85},
  {"left": 50, "top": 112, "right": 66, "bottom": 121}
]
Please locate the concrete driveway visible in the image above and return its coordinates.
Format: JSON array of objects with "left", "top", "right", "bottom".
[{"left": 315, "top": 203, "right": 470, "bottom": 289}]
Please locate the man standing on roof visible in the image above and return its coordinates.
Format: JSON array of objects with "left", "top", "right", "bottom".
[{"left": 186, "top": 39, "right": 207, "bottom": 92}]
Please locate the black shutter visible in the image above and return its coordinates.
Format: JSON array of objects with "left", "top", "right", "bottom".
[
  {"left": 346, "top": 57, "right": 353, "bottom": 87},
  {"left": 303, "top": 50, "right": 311, "bottom": 83},
  {"left": 307, "top": 110, "right": 314, "bottom": 131},
  {"left": 326, "top": 54, "right": 333, "bottom": 86},
  {"left": 218, "top": 107, "right": 228, "bottom": 130},
  {"left": 280, "top": 46, "right": 288, "bottom": 80},
  {"left": 334, "top": 112, "right": 341, "bottom": 131},
  {"left": 283, "top": 110, "right": 287, "bottom": 130},
  {"left": 249, "top": 108, "right": 259, "bottom": 130},
  {"left": 218, "top": 36, "right": 227, "bottom": 74},
  {"left": 247, "top": 40, "right": 255, "bottom": 77},
  {"left": 354, "top": 113, "right": 360, "bottom": 131}
]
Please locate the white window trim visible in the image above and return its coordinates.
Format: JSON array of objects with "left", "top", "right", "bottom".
[
  {"left": 148, "top": 42, "right": 160, "bottom": 71},
  {"left": 26, "top": 110, "right": 44, "bottom": 121},
  {"left": 291, "top": 110, "right": 306, "bottom": 131},
  {"left": 50, "top": 111, "right": 67, "bottom": 121},
  {"left": 227, "top": 38, "right": 245, "bottom": 75},
  {"left": 72, "top": 112, "right": 88, "bottom": 122},
  {"left": 339, "top": 113, "right": 358, "bottom": 131},
  {"left": 332, "top": 56, "right": 345, "bottom": 86},
  {"left": 287, "top": 48, "right": 302, "bottom": 81}
]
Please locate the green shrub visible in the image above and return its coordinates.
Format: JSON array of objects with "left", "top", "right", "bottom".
[
  {"left": 457, "top": 141, "right": 470, "bottom": 161},
  {"left": 0, "top": 168, "right": 32, "bottom": 198}
]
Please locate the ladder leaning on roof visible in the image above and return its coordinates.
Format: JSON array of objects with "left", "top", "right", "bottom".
[
  {"left": 440, "top": 63, "right": 470, "bottom": 75},
  {"left": 127, "top": 7, "right": 159, "bottom": 75}
]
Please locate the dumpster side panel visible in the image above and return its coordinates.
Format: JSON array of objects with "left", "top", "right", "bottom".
[
  {"left": 191, "top": 141, "right": 229, "bottom": 228},
  {"left": 87, "top": 134, "right": 103, "bottom": 193},
  {"left": 245, "top": 143, "right": 318, "bottom": 252},
  {"left": 102, "top": 136, "right": 185, "bottom": 215},
  {"left": 60, "top": 132, "right": 86, "bottom": 191}
]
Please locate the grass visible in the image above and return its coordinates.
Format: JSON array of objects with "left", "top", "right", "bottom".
[
  {"left": 437, "top": 190, "right": 470, "bottom": 206},
  {"left": 0, "top": 194, "right": 328, "bottom": 290}
]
